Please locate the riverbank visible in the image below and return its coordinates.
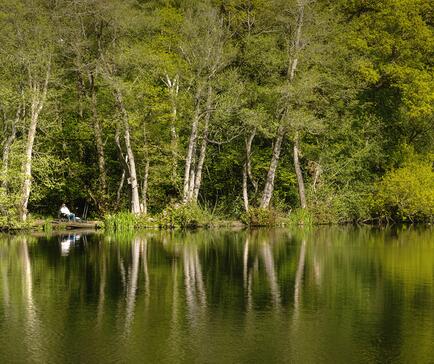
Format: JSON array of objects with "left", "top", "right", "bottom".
[
  {"left": 1, "top": 204, "right": 431, "bottom": 233},
  {"left": 0, "top": 215, "right": 246, "bottom": 233}
]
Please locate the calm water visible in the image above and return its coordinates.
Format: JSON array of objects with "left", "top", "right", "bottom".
[{"left": 0, "top": 227, "right": 433, "bottom": 364}]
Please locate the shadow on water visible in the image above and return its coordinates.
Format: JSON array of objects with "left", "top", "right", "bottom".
[{"left": 0, "top": 226, "right": 433, "bottom": 363}]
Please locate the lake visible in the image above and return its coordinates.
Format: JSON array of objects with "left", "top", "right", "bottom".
[{"left": 0, "top": 227, "right": 433, "bottom": 363}]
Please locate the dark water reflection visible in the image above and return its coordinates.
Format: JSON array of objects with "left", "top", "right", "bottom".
[{"left": 0, "top": 227, "right": 433, "bottom": 363}]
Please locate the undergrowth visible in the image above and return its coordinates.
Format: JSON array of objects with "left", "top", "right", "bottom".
[
  {"left": 159, "top": 203, "right": 215, "bottom": 228},
  {"left": 241, "top": 207, "right": 277, "bottom": 226}
]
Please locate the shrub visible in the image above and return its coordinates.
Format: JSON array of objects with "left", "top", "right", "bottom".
[
  {"left": 104, "top": 212, "right": 137, "bottom": 232},
  {"left": 159, "top": 203, "right": 213, "bottom": 228},
  {"left": 288, "top": 208, "right": 313, "bottom": 226},
  {"left": 373, "top": 159, "right": 433, "bottom": 222},
  {"left": 308, "top": 183, "right": 371, "bottom": 224},
  {"left": 241, "top": 207, "right": 277, "bottom": 226}
]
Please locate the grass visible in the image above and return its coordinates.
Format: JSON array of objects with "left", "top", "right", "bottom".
[
  {"left": 159, "top": 203, "right": 216, "bottom": 228},
  {"left": 241, "top": 207, "right": 277, "bottom": 226},
  {"left": 287, "top": 208, "right": 314, "bottom": 226},
  {"left": 104, "top": 212, "right": 137, "bottom": 232}
]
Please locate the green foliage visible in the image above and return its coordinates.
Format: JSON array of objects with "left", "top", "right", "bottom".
[
  {"left": 347, "top": 0, "right": 434, "bottom": 119},
  {"left": 42, "top": 219, "right": 53, "bottom": 233},
  {"left": 159, "top": 203, "right": 214, "bottom": 228},
  {"left": 373, "top": 158, "right": 434, "bottom": 222},
  {"left": 288, "top": 208, "right": 313, "bottom": 226},
  {"left": 104, "top": 212, "right": 137, "bottom": 232},
  {"left": 0, "top": 0, "right": 433, "bottom": 228},
  {"left": 241, "top": 207, "right": 276, "bottom": 226},
  {"left": 308, "top": 184, "right": 372, "bottom": 224}
]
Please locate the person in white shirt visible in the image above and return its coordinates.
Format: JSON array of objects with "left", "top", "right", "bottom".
[{"left": 60, "top": 203, "right": 76, "bottom": 221}]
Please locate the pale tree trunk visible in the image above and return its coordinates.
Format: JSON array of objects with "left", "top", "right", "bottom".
[
  {"left": 89, "top": 72, "right": 107, "bottom": 194},
  {"left": 187, "top": 154, "right": 196, "bottom": 202},
  {"left": 259, "top": 0, "right": 306, "bottom": 210},
  {"left": 20, "top": 62, "right": 51, "bottom": 221},
  {"left": 260, "top": 125, "right": 285, "bottom": 209},
  {"left": 288, "top": 1, "right": 305, "bottom": 82},
  {"left": 114, "top": 122, "right": 128, "bottom": 211},
  {"left": 293, "top": 133, "right": 307, "bottom": 209},
  {"left": 192, "top": 85, "right": 212, "bottom": 203},
  {"left": 246, "top": 130, "right": 258, "bottom": 193},
  {"left": 182, "top": 89, "right": 202, "bottom": 203},
  {"left": 141, "top": 160, "right": 149, "bottom": 215},
  {"left": 242, "top": 129, "right": 257, "bottom": 212},
  {"left": 290, "top": 1, "right": 307, "bottom": 209},
  {"left": 115, "top": 89, "right": 140, "bottom": 214},
  {"left": 115, "top": 165, "right": 126, "bottom": 211},
  {"left": 312, "top": 161, "right": 322, "bottom": 193},
  {"left": 243, "top": 163, "right": 249, "bottom": 212},
  {"left": 164, "top": 74, "right": 179, "bottom": 184}
]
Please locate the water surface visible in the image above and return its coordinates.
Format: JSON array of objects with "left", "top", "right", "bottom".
[{"left": 0, "top": 227, "right": 433, "bottom": 363}]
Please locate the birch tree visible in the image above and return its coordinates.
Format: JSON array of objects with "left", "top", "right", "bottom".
[
  {"left": 179, "top": 4, "right": 232, "bottom": 204},
  {"left": 260, "top": 0, "right": 308, "bottom": 209},
  {"left": 20, "top": 59, "right": 52, "bottom": 221},
  {"left": 0, "top": 0, "right": 54, "bottom": 221}
]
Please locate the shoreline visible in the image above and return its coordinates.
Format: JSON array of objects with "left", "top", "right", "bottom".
[{"left": 1, "top": 216, "right": 431, "bottom": 234}]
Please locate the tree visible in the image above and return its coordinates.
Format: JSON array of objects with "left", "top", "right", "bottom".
[{"left": 0, "top": 0, "right": 54, "bottom": 221}]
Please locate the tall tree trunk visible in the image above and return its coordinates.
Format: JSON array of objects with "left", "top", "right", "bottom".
[
  {"left": 114, "top": 89, "right": 140, "bottom": 214},
  {"left": 20, "top": 63, "right": 50, "bottom": 221},
  {"left": 258, "top": 0, "right": 305, "bottom": 211},
  {"left": 258, "top": 0, "right": 306, "bottom": 212},
  {"left": 290, "top": 1, "right": 307, "bottom": 209},
  {"left": 187, "top": 154, "right": 196, "bottom": 202},
  {"left": 242, "top": 129, "right": 257, "bottom": 212},
  {"left": 89, "top": 72, "right": 107, "bottom": 194},
  {"left": 164, "top": 74, "right": 179, "bottom": 185},
  {"left": 243, "top": 162, "right": 249, "bottom": 212},
  {"left": 182, "top": 89, "right": 202, "bottom": 203},
  {"left": 293, "top": 134, "right": 307, "bottom": 209},
  {"left": 245, "top": 129, "right": 258, "bottom": 193},
  {"left": 192, "top": 85, "right": 212, "bottom": 203},
  {"left": 288, "top": 1, "right": 305, "bottom": 82},
  {"left": 141, "top": 160, "right": 149, "bottom": 214},
  {"left": 114, "top": 122, "right": 129, "bottom": 211},
  {"left": 260, "top": 125, "right": 285, "bottom": 209},
  {"left": 115, "top": 165, "right": 126, "bottom": 211}
]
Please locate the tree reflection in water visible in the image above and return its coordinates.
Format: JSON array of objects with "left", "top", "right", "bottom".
[{"left": 0, "top": 227, "right": 432, "bottom": 363}]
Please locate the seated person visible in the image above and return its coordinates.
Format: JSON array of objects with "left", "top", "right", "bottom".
[{"left": 60, "top": 203, "right": 79, "bottom": 222}]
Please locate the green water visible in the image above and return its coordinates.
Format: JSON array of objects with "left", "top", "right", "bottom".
[{"left": 0, "top": 227, "right": 433, "bottom": 364}]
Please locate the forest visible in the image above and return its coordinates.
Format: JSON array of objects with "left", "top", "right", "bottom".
[{"left": 0, "top": 0, "right": 433, "bottom": 228}]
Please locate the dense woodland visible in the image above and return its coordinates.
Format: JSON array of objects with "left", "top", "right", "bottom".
[{"left": 0, "top": 0, "right": 433, "bottom": 227}]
